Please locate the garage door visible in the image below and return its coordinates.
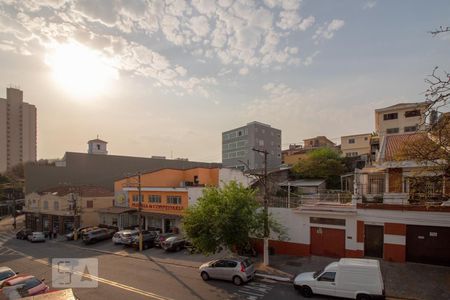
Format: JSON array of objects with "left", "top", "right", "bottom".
[
  {"left": 310, "top": 227, "right": 345, "bottom": 258},
  {"left": 406, "top": 225, "right": 450, "bottom": 266}
]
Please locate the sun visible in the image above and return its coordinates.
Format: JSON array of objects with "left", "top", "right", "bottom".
[{"left": 45, "top": 41, "right": 118, "bottom": 99}]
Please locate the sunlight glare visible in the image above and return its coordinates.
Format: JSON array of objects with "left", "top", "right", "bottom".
[{"left": 45, "top": 42, "right": 118, "bottom": 99}]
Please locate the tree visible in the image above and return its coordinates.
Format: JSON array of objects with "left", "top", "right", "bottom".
[
  {"left": 182, "top": 181, "right": 286, "bottom": 255},
  {"left": 292, "top": 147, "right": 346, "bottom": 189}
]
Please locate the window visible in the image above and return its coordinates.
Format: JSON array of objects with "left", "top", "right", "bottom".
[
  {"left": 132, "top": 195, "right": 144, "bottom": 202},
  {"left": 222, "top": 153, "right": 229, "bottom": 159},
  {"left": 225, "top": 260, "right": 238, "bottom": 268},
  {"left": 244, "top": 128, "right": 248, "bottom": 135},
  {"left": 404, "top": 125, "right": 417, "bottom": 132},
  {"left": 213, "top": 260, "right": 227, "bottom": 268},
  {"left": 348, "top": 138, "right": 355, "bottom": 144},
  {"left": 364, "top": 137, "right": 368, "bottom": 141},
  {"left": 53, "top": 201, "right": 59, "bottom": 210},
  {"left": 318, "top": 272, "right": 336, "bottom": 282},
  {"left": 259, "top": 140, "right": 264, "bottom": 146},
  {"left": 383, "top": 113, "right": 398, "bottom": 120},
  {"left": 405, "top": 110, "right": 420, "bottom": 118},
  {"left": 386, "top": 128, "right": 399, "bottom": 134},
  {"left": 43, "top": 200, "right": 48, "bottom": 209},
  {"left": 238, "top": 130, "right": 242, "bottom": 136},
  {"left": 97, "top": 144, "right": 100, "bottom": 150},
  {"left": 310, "top": 217, "right": 345, "bottom": 226},
  {"left": 86, "top": 200, "right": 93, "bottom": 208},
  {"left": 167, "top": 196, "right": 182, "bottom": 205},
  {"left": 149, "top": 195, "right": 161, "bottom": 203}
]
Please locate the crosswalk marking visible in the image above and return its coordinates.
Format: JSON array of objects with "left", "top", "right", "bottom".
[
  {"left": 0, "top": 246, "right": 21, "bottom": 256},
  {"left": 234, "top": 280, "right": 275, "bottom": 300},
  {"left": 0, "top": 230, "right": 15, "bottom": 247}
]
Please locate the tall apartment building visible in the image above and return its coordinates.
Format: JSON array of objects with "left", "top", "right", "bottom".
[
  {"left": 0, "top": 87, "right": 37, "bottom": 173},
  {"left": 375, "top": 102, "right": 429, "bottom": 136},
  {"left": 222, "top": 121, "right": 281, "bottom": 171}
]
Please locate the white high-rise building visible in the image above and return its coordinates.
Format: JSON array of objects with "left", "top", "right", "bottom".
[{"left": 0, "top": 87, "right": 37, "bottom": 173}]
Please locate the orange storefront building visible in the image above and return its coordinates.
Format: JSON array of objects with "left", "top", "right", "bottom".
[{"left": 114, "top": 167, "right": 219, "bottom": 233}]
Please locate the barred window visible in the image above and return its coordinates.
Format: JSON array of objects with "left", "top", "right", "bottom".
[
  {"left": 148, "top": 195, "right": 161, "bottom": 203},
  {"left": 167, "top": 196, "right": 182, "bottom": 205}
]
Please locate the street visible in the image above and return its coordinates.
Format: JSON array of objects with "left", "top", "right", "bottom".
[{"left": 0, "top": 228, "right": 308, "bottom": 300}]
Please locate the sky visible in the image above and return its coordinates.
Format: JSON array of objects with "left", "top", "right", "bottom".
[{"left": 0, "top": 0, "right": 449, "bottom": 162}]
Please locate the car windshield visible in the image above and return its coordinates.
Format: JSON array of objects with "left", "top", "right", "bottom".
[
  {"left": 0, "top": 270, "right": 15, "bottom": 281},
  {"left": 165, "top": 236, "right": 177, "bottom": 242},
  {"left": 313, "top": 269, "right": 323, "bottom": 279}
]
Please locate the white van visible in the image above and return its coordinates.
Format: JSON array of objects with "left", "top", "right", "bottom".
[{"left": 293, "top": 258, "right": 385, "bottom": 300}]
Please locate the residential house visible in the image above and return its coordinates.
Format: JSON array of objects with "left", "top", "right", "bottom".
[
  {"left": 282, "top": 136, "right": 337, "bottom": 166},
  {"left": 340, "top": 133, "right": 371, "bottom": 158},
  {"left": 303, "top": 136, "right": 335, "bottom": 149},
  {"left": 375, "top": 102, "right": 429, "bottom": 136},
  {"left": 24, "top": 186, "right": 114, "bottom": 234}
]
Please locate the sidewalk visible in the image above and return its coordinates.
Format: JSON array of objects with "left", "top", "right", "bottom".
[{"left": 249, "top": 254, "right": 450, "bottom": 300}]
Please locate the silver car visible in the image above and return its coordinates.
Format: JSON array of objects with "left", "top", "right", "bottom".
[
  {"left": 199, "top": 258, "right": 255, "bottom": 286},
  {"left": 112, "top": 229, "right": 139, "bottom": 245}
]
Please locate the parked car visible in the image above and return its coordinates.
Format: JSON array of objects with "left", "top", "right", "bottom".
[
  {"left": 0, "top": 267, "right": 17, "bottom": 286},
  {"left": 65, "top": 226, "right": 97, "bottom": 241},
  {"left": 22, "top": 288, "right": 77, "bottom": 300},
  {"left": 199, "top": 257, "right": 255, "bottom": 286},
  {"left": 130, "top": 231, "right": 158, "bottom": 250},
  {"left": 161, "top": 236, "right": 186, "bottom": 251},
  {"left": 293, "top": 258, "right": 385, "bottom": 299},
  {"left": 154, "top": 233, "right": 175, "bottom": 248},
  {"left": 0, "top": 275, "right": 49, "bottom": 298},
  {"left": 82, "top": 228, "right": 115, "bottom": 245},
  {"left": 16, "top": 229, "right": 33, "bottom": 240},
  {"left": 112, "top": 229, "right": 139, "bottom": 245},
  {"left": 28, "top": 232, "right": 46, "bottom": 243}
]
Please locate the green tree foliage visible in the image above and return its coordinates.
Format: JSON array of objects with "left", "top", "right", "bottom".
[
  {"left": 292, "top": 147, "right": 346, "bottom": 189},
  {"left": 183, "top": 181, "right": 286, "bottom": 255}
]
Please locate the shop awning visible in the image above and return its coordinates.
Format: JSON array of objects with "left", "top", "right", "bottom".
[{"left": 97, "top": 207, "right": 137, "bottom": 214}]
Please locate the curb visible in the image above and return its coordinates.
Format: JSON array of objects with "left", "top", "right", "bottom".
[
  {"left": 52, "top": 240, "right": 201, "bottom": 270},
  {"left": 254, "top": 272, "right": 292, "bottom": 282}
]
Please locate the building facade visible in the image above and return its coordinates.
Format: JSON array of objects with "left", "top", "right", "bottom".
[
  {"left": 340, "top": 133, "right": 371, "bottom": 157},
  {"left": 375, "top": 102, "right": 429, "bottom": 136},
  {"left": 222, "top": 121, "right": 281, "bottom": 171},
  {"left": 24, "top": 186, "right": 114, "bottom": 234},
  {"left": 0, "top": 87, "right": 37, "bottom": 173},
  {"left": 303, "top": 136, "right": 335, "bottom": 150}
]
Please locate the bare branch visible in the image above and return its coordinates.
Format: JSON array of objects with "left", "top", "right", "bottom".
[{"left": 430, "top": 26, "right": 450, "bottom": 36}]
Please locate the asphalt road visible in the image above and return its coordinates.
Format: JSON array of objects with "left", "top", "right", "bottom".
[{"left": 0, "top": 230, "right": 311, "bottom": 300}]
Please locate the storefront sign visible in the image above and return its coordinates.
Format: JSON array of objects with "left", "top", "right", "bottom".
[{"left": 130, "top": 202, "right": 184, "bottom": 211}]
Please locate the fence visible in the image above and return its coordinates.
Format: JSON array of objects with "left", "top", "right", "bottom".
[{"left": 258, "top": 192, "right": 353, "bottom": 208}]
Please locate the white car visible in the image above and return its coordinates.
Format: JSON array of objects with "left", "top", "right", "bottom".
[
  {"left": 112, "top": 229, "right": 138, "bottom": 245},
  {"left": 293, "top": 258, "right": 385, "bottom": 300},
  {"left": 0, "top": 267, "right": 17, "bottom": 286},
  {"left": 28, "top": 232, "right": 46, "bottom": 243}
]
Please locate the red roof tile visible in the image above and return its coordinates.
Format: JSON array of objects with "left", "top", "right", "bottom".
[{"left": 384, "top": 133, "right": 428, "bottom": 161}]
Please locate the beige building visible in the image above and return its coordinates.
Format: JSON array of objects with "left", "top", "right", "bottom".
[
  {"left": 24, "top": 186, "right": 114, "bottom": 234},
  {"left": 303, "top": 136, "right": 335, "bottom": 149},
  {"left": 375, "top": 102, "right": 429, "bottom": 136},
  {"left": 0, "top": 87, "right": 37, "bottom": 173},
  {"left": 340, "top": 133, "right": 371, "bottom": 157}
]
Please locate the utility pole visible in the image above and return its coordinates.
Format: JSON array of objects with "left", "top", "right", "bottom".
[
  {"left": 138, "top": 172, "right": 143, "bottom": 252},
  {"left": 252, "top": 147, "right": 269, "bottom": 266}
]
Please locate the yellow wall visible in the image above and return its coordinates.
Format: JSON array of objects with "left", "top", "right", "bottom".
[
  {"left": 283, "top": 152, "right": 308, "bottom": 166},
  {"left": 128, "top": 190, "right": 188, "bottom": 216}
]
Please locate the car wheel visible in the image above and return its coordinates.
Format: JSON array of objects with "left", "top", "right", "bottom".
[
  {"left": 356, "top": 294, "right": 371, "bottom": 300},
  {"left": 201, "top": 272, "right": 210, "bottom": 281},
  {"left": 300, "top": 286, "right": 313, "bottom": 298},
  {"left": 233, "top": 276, "right": 243, "bottom": 286}
]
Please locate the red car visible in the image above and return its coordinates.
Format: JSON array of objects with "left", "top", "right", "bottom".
[{"left": 0, "top": 275, "right": 49, "bottom": 298}]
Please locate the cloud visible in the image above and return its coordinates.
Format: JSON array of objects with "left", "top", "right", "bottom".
[
  {"left": 239, "top": 67, "right": 249, "bottom": 75},
  {"left": 313, "top": 19, "right": 345, "bottom": 44},
  {"left": 363, "top": 0, "right": 377, "bottom": 10},
  {"left": 189, "top": 15, "right": 210, "bottom": 37}
]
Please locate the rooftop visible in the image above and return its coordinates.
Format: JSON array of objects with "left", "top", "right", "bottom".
[
  {"left": 39, "top": 185, "right": 114, "bottom": 197},
  {"left": 375, "top": 101, "right": 430, "bottom": 113},
  {"left": 384, "top": 132, "right": 428, "bottom": 161}
]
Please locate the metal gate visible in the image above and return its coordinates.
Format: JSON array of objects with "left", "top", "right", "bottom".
[
  {"left": 310, "top": 227, "right": 345, "bottom": 258},
  {"left": 406, "top": 225, "right": 450, "bottom": 266}
]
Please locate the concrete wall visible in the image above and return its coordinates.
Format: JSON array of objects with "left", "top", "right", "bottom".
[
  {"left": 25, "top": 152, "right": 221, "bottom": 194},
  {"left": 375, "top": 104, "right": 428, "bottom": 136},
  {"left": 218, "top": 168, "right": 253, "bottom": 188},
  {"left": 22, "top": 102, "right": 37, "bottom": 163},
  {"left": 6, "top": 88, "right": 23, "bottom": 169}
]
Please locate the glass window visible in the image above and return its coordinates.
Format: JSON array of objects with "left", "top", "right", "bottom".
[
  {"left": 405, "top": 110, "right": 420, "bottom": 118},
  {"left": 53, "top": 201, "right": 59, "bottom": 210},
  {"left": 167, "top": 196, "right": 182, "bottom": 205},
  {"left": 214, "top": 260, "right": 227, "bottom": 268},
  {"left": 149, "top": 195, "right": 161, "bottom": 203},
  {"left": 225, "top": 260, "right": 238, "bottom": 268},
  {"left": 404, "top": 125, "right": 417, "bottom": 132},
  {"left": 348, "top": 138, "right": 355, "bottom": 144},
  {"left": 319, "top": 272, "right": 336, "bottom": 282},
  {"left": 43, "top": 200, "right": 48, "bottom": 209},
  {"left": 383, "top": 113, "right": 398, "bottom": 120},
  {"left": 132, "top": 195, "right": 143, "bottom": 202},
  {"left": 0, "top": 270, "right": 15, "bottom": 281},
  {"left": 86, "top": 200, "right": 93, "bottom": 208},
  {"left": 386, "top": 128, "right": 399, "bottom": 134}
]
